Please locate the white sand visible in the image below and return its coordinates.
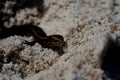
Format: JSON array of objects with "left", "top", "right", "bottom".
[{"left": 0, "top": 0, "right": 120, "bottom": 80}]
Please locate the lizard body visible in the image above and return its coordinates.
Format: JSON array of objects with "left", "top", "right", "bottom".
[{"left": 0, "top": 24, "right": 66, "bottom": 55}]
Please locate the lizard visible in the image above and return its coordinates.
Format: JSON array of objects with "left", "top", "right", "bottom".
[{"left": 0, "top": 24, "right": 66, "bottom": 55}]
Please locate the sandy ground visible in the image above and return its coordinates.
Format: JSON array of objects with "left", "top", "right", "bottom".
[{"left": 0, "top": 0, "right": 120, "bottom": 80}]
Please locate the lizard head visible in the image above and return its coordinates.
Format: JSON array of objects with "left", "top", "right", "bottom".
[
  {"left": 40, "top": 35, "right": 67, "bottom": 55},
  {"left": 41, "top": 35, "right": 65, "bottom": 47}
]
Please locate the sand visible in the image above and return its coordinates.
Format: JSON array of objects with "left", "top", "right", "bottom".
[{"left": 0, "top": 0, "right": 120, "bottom": 80}]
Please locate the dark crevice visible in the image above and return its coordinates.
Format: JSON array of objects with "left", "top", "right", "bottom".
[
  {"left": 0, "top": 0, "right": 45, "bottom": 29},
  {"left": 101, "top": 37, "right": 120, "bottom": 80}
]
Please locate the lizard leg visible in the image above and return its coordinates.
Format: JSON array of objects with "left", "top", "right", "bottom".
[{"left": 23, "top": 40, "right": 36, "bottom": 46}]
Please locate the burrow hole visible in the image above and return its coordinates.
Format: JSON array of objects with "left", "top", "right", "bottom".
[{"left": 101, "top": 37, "right": 120, "bottom": 80}]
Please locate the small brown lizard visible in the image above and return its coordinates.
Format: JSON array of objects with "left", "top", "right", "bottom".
[{"left": 0, "top": 24, "right": 66, "bottom": 55}]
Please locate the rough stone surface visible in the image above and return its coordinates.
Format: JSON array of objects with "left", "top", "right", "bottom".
[{"left": 0, "top": 0, "right": 120, "bottom": 80}]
